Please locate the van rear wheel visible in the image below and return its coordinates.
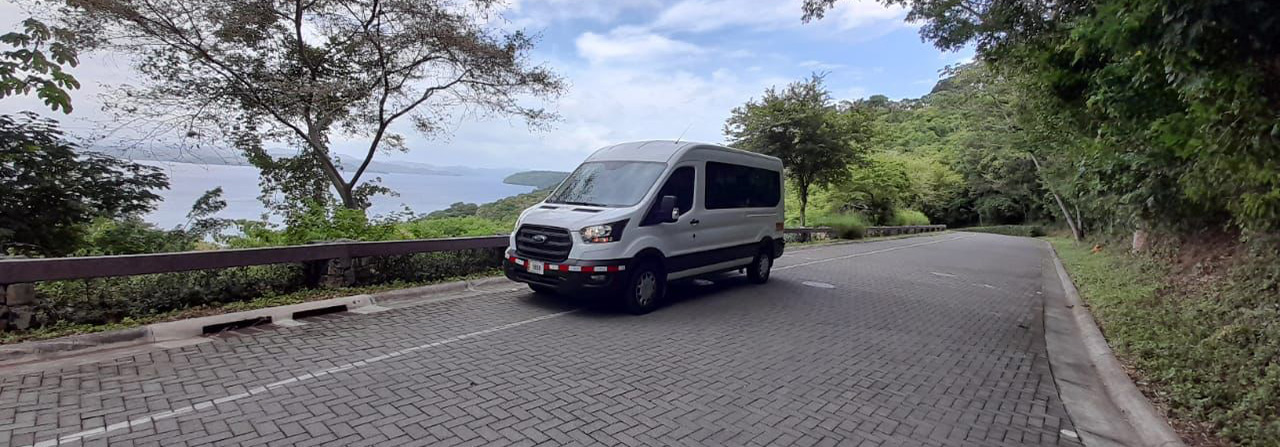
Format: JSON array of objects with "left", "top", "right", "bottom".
[
  {"left": 747, "top": 245, "right": 773, "bottom": 284},
  {"left": 622, "top": 261, "right": 664, "bottom": 315}
]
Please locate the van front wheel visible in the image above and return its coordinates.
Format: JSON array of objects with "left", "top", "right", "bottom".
[
  {"left": 528, "top": 284, "right": 558, "bottom": 295},
  {"left": 623, "top": 261, "right": 664, "bottom": 314},
  {"left": 747, "top": 246, "right": 773, "bottom": 284}
]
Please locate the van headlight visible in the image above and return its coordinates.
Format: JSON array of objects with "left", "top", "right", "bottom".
[{"left": 581, "top": 220, "right": 628, "bottom": 244}]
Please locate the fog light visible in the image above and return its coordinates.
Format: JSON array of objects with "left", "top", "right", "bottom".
[{"left": 589, "top": 274, "right": 608, "bottom": 283}]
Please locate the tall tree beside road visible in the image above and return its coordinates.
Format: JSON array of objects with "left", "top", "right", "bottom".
[
  {"left": 725, "top": 75, "right": 869, "bottom": 226},
  {"left": 63, "top": 0, "right": 565, "bottom": 210},
  {"left": 802, "top": 0, "right": 1280, "bottom": 234}
]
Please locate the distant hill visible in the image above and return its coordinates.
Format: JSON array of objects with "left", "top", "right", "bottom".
[
  {"left": 90, "top": 146, "right": 521, "bottom": 177},
  {"left": 503, "top": 170, "right": 569, "bottom": 188}
]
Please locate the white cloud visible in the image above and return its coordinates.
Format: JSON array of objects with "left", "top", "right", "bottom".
[
  {"left": 575, "top": 26, "right": 705, "bottom": 65},
  {"left": 799, "top": 60, "right": 844, "bottom": 70},
  {"left": 499, "top": 0, "right": 661, "bottom": 29},
  {"left": 384, "top": 61, "right": 793, "bottom": 170},
  {"left": 652, "top": 0, "right": 907, "bottom": 35}
]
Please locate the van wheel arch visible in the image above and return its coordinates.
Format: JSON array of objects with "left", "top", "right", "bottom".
[
  {"left": 759, "top": 237, "right": 778, "bottom": 258},
  {"left": 632, "top": 248, "right": 666, "bottom": 270}
]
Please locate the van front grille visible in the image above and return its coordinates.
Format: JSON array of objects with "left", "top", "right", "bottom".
[{"left": 515, "top": 225, "right": 572, "bottom": 262}]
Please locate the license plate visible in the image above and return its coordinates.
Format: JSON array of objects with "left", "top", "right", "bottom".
[{"left": 527, "top": 260, "right": 545, "bottom": 275}]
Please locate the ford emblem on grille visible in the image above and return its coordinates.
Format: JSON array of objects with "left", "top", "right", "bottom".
[{"left": 531, "top": 234, "right": 547, "bottom": 243}]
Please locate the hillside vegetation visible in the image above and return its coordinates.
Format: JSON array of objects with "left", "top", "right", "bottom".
[{"left": 503, "top": 170, "right": 568, "bottom": 189}]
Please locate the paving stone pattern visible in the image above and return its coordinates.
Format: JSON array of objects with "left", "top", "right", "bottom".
[{"left": 0, "top": 233, "right": 1084, "bottom": 446}]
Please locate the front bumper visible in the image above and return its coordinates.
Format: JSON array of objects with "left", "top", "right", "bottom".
[{"left": 503, "top": 252, "right": 629, "bottom": 295}]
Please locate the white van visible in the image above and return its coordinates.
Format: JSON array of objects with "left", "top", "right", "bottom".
[{"left": 503, "top": 140, "right": 786, "bottom": 314}]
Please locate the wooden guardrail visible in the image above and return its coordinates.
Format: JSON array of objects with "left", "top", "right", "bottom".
[
  {"left": 784, "top": 225, "right": 947, "bottom": 242},
  {"left": 0, "top": 235, "right": 510, "bottom": 284},
  {"left": 2, "top": 225, "right": 949, "bottom": 284}
]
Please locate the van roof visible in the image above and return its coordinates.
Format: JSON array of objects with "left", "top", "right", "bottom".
[{"left": 585, "top": 140, "right": 782, "bottom": 165}]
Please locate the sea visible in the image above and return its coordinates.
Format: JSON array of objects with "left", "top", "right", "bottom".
[{"left": 142, "top": 161, "right": 535, "bottom": 228}]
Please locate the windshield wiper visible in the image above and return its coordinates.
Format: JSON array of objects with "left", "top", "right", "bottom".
[{"left": 550, "top": 200, "right": 607, "bottom": 207}]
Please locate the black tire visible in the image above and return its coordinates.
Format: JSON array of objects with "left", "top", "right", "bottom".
[
  {"left": 622, "top": 260, "right": 665, "bottom": 315},
  {"left": 529, "top": 284, "right": 558, "bottom": 295},
  {"left": 747, "top": 244, "right": 773, "bottom": 284}
]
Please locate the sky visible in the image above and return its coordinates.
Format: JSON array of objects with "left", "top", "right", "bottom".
[{"left": 1, "top": 0, "right": 971, "bottom": 172}]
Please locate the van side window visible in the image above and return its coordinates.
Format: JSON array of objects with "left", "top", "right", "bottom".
[
  {"left": 705, "top": 161, "right": 781, "bottom": 209},
  {"left": 643, "top": 166, "right": 694, "bottom": 226}
]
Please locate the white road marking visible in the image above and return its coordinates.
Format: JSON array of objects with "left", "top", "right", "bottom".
[
  {"left": 930, "top": 272, "right": 957, "bottom": 278},
  {"left": 29, "top": 310, "right": 577, "bottom": 447},
  {"left": 801, "top": 281, "right": 836, "bottom": 289},
  {"left": 774, "top": 236, "right": 967, "bottom": 272}
]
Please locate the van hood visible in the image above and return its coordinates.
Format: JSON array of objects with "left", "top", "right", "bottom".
[{"left": 518, "top": 203, "right": 637, "bottom": 231}]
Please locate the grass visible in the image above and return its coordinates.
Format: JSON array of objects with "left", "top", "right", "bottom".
[
  {"left": 1, "top": 269, "right": 500, "bottom": 345},
  {"left": 1049, "top": 237, "right": 1280, "bottom": 446}
]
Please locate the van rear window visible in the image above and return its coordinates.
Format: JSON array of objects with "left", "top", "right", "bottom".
[{"left": 705, "top": 161, "right": 781, "bottom": 209}]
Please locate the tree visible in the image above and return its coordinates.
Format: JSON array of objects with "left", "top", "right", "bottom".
[
  {"left": 65, "top": 0, "right": 565, "bottom": 209},
  {"left": 803, "top": 0, "right": 1280, "bottom": 234},
  {"left": 725, "top": 75, "right": 868, "bottom": 226},
  {"left": 0, "top": 113, "right": 168, "bottom": 256}
]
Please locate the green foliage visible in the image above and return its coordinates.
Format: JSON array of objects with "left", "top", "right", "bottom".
[
  {"left": 426, "top": 202, "right": 481, "bottom": 219},
  {"left": 1, "top": 18, "right": 80, "bottom": 113},
  {"left": 726, "top": 74, "right": 871, "bottom": 225},
  {"left": 36, "top": 264, "right": 305, "bottom": 326},
  {"left": 77, "top": 218, "right": 191, "bottom": 255},
  {"left": 806, "top": 0, "right": 1280, "bottom": 234},
  {"left": 0, "top": 113, "right": 168, "bottom": 256},
  {"left": 226, "top": 203, "right": 397, "bottom": 248},
  {"left": 422, "top": 188, "right": 549, "bottom": 227},
  {"left": 1051, "top": 237, "right": 1280, "bottom": 445},
  {"left": 888, "top": 209, "right": 930, "bottom": 226},
  {"left": 474, "top": 188, "right": 551, "bottom": 225},
  {"left": 959, "top": 225, "right": 1047, "bottom": 237},
  {"left": 826, "top": 152, "right": 912, "bottom": 225},
  {"left": 11, "top": 266, "right": 502, "bottom": 343},
  {"left": 813, "top": 213, "right": 869, "bottom": 239},
  {"left": 400, "top": 216, "right": 507, "bottom": 239}
]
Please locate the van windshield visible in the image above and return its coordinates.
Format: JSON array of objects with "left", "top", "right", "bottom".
[{"left": 546, "top": 161, "right": 666, "bottom": 207}]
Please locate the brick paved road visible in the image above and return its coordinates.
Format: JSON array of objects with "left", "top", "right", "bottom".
[{"left": 0, "top": 233, "right": 1084, "bottom": 446}]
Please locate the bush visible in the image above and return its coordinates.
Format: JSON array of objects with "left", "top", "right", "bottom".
[
  {"left": 960, "top": 225, "right": 1046, "bottom": 237},
  {"left": 36, "top": 264, "right": 305, "bottom": 326},
  {"left": 76, "top": 217, "right": 194, "bottom": 255},
  {"left": 398, "top": 216, "right": 508, "bottom": 239},
  {"left": 888, "top": 209, "right": 930, "bottom": 226},
  {"left": 359, "top": 248, "right": 503, "bottom": 285},
  {"left": 814, "top": 213, "right": 869, "bottom": 239}
]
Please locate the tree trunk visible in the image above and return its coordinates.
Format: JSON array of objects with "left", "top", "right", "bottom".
[
  {"left": 1074, "top": 202, "right": 1084, "bottom": 238},
  {"left": 798, "top": 182, "right": 809, "bottom": 227},
  {"left": 1131, "top": 228, "right": 1150, "bottom": 254},
  {"left": 304, "top": 124, "right": 359, "bottom": 209},
  {"left": 1029, "top": 153, "right": 1081, "bottom": 241}
]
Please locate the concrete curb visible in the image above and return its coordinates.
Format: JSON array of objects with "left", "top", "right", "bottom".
[
  {"left": 1046, "top": 242, "right": 1185, "bottom": 447},
  {"left": 0, "top": 276, "right": 511, "bottom": 366}
]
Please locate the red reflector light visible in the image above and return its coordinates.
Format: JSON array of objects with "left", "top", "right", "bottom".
[{"left": 775, "top": 222, "right": 784, "bottom": 231}]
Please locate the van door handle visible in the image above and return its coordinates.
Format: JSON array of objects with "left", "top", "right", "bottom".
[{"left": 690, "top": 219, "right": 700, "bottom": 226}]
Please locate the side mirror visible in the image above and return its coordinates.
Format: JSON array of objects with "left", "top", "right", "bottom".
[{"left": 657, "top": 195, "right": 679, "bottom": 223}]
